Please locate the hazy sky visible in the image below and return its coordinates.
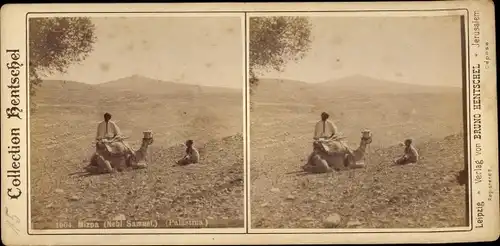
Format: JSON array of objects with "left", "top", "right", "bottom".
[
  {"left": 259, "top": 15, "right": 463, "bottom": 87},
  {"left": 44, "top": 16, "right": 244, "bottom": 88}
]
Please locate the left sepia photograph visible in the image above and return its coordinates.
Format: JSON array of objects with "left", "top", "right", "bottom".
[{"left": 28, "top": 15, "right": 246, "bottom": 230}]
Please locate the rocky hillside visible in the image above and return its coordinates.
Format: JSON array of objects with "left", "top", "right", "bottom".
[
  {"left": 32, "top": 134, "right": 244, "bottom": 229},
  {"left": 252, "top": 133, "right": 467, "bottom": 228},
  {"left": 30, "top": 77, "right": 245, "bottom": 229}
]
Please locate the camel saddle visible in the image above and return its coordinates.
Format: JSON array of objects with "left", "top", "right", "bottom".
[
  {"left": 96, "top": 137, "right": 132, "bottom": 156},
  {"left": 314, "top": 135, "right": 353, "bottom": 156}
]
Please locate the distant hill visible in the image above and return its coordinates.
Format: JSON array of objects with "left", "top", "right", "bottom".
[
  {"left": 250, "top": 78, "right": 318, "bottom": 103},
  {"left": 98, "top": 74, "right": 240, "bottom": 96},
  {"left": 31, "top": 75, "right": 242, "bottom": 107},
  {"left": 251, "top": 75, "right": 462, "bottom": 104},
  {"left": 39, "top": 79, "right": 95, "bottom": 90},
  {"left": 316, "top": 75, "right": 462, "bottom": 94},
  {"left": 32, "top": 79, "right": 109, "bottom": 106},
  {"left": 30, "top": 76, "right": 244, "bottom": 152}
]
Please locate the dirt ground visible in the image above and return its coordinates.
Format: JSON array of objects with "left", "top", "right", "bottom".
[
  {"left": 250, "top": 80, "right": 468, "bottom": 229},
  {"left": 30, "top": 79, "right": 245, "bottom": 228},
  {"left": 30, "top": 77, "right": 469, "bottom": 230}
]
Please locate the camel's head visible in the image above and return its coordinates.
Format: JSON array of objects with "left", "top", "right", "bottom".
[
  {"left": 142, "top": 131, "right": 154, "bottom": 146},
  {"left": 361, "top": 129, "right": 373, "bottom": 144}
]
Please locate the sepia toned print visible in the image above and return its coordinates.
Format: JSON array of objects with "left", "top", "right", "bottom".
[
  {"left": 28, "top": 15, "right": 245, "bottom": 230},
  {"left": 249, "top": 14, "right": 469, "bottom": 229},
  {"left": 1, "top": 1, "right": 498, "bottom": 245}
]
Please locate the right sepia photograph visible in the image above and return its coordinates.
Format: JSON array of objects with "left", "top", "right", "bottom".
[{"left": 248, "top": 14, "right": 469, "bottom": 229}]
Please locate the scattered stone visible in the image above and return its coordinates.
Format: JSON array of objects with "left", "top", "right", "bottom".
[
  {"left": 303, "top": 198, "right": 315, "bottom": 203},
  {"left": 286, "top": 195, "right": 296, "bottom": 200},
  {"left": 302, "top": 216, "right": 314, "bottom": 221},
  {"left": 347, "top": 219, "right": 363, "bottom": 227},
  {"left": 207, "top": 216, "right": 214, "bottom": 220},
  {"left": 270, "top": 188, "right": 280, "bottom": 193},
  {"left": 324, "top": 213, "right": 342, "bottom": 228},
  {"left": 222, "top": 216, "right": 229, "bottom": 220},
  {"left": 69, "top": 195, "right": 80, "bottom": 201},
  {"left": 260, "top": 202, "right": 269, "bottom": 207},
  {"left": 113, "top": 214, "right": 126, "bottom": 221},
  {"left": 55, "top": 189, "right": 64, "bottom": 194},
  {"left": 319, "top": 200, "right": 327, "bottom": 204},
  {"left": 46, "top": 203, "right": 54, "bottom": 208}
]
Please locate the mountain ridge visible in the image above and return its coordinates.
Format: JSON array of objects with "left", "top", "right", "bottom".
[
  {"left": 98, "top": 74, "right": 241, "bottom": 92},
  {"left": 250, "top": 75, "right": 462, "bottom": 104},
  {"left": 316, "top": 74, "right": 461, "bottom": 90},
  {"left": 40, "top": 74, "right": 241, "bottom": 92}
]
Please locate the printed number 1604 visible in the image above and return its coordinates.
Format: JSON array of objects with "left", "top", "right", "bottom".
[{"left": 55, "top": 221, "right": 73, "bottom": 229}]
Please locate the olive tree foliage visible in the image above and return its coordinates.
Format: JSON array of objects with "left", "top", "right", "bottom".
[
  {"left": 29, "top": 17, "right": 97, "bottom": 96},
  {"left": 249, "top": 16, "right": 312, "bottom": 93}
]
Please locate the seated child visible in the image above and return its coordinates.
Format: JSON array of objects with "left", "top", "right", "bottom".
[
  {"left": 394, "top": 138, "right": 419, "bottom": 165},
  {"left": 177, "top": 139, "right": 200, "bottom": 165}
]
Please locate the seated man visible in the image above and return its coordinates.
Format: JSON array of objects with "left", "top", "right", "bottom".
[
  {"left": 177, "top": 140, "right": 200, "bottom": 165},
  {"left": 96, "top": 112, "right": 133, "bottom": 153},
  {"left": 96, "top": 112, "right": 122, "bottom": 143},
  {"left": 312, "top": 112, "right": 353, "bottom": 166},
  {"left": 89, "top": 113, "right": 132, "bottom": 173},
  {"left": 313, "top": 112, "right": 338, "bottom": 141},
  {"left": 394, "top": 138, "right": 419, "bottom": 165}
]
